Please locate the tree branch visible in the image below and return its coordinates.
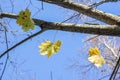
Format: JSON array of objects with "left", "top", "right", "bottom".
[
  {"left": 0, "top": 22, "right": 9, "bottom": 80},
  {"left": 41, "top": 22, "right": 120, "bottom": 36},
  {"left": 103, "top": 41, "right": 118, "bottom": 58},
  {"left": 109, "top": 56, "right": 120, "bottom": 80},
  {"left": 1, "top": 12, "right": 120, "bottom": 36},
  {"left": 40, "top": 0, "right": 120, "bottom": 25},
  {"left": 91, "top": 0, "right": 119, "bottom": 7},
  {"left": 0, "top": 30, "right": 45, "bottom": 59}
]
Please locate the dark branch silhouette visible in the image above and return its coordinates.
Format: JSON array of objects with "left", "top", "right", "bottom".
[
  {"left": 0, "top": 30, "right": 45, "bottom": 59},
  {"left": 109, "top": 56, "right": 120, "bottom": 80}
]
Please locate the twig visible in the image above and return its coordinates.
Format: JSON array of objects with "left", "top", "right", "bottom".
[
  {"left": 0, "top": 29, "right": 45, "bottom": 59},
  {"left": 50, "top": 71, "right": 53, "bottom": 80},
  {"left": 103, "top": 41, "right": 118, "bottom": 59},
  {"left": 41, "top": 0, "right": 44, "bottom": 10},
  {"left": 109, "top": 56, "right": 120, "bottom": 80},
  {"left": 84, "top": 35, "right": 99, "bottom": 42},
  {"left": 0, "top": 22, "right": 9, "bottom": 80},
  {"left": 10, "top": 0, "right": 14, "bottom": 13},
  {"left": 52, "top": 13, "right": 80, "bottom": 42},
  {"left": 90, "top": 0, "right": 119, "bottom": 7},
  {"left": 99, "top": 72, "right": 120, "bottom": 80}
]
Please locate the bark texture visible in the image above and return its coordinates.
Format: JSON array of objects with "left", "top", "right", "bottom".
[
  {"left": 0, "top": 12, "right": 120, "bottom": 36},
  {"left": 41, "top": 0, "right": 120, "bottom": 25}
]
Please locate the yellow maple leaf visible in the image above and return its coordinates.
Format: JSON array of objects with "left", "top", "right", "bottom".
[
  {"left": 53, "top": 40, "right": 62, "bottom": 53},
  {"left": 89, "top": 47, "right": 100, "bottom": 56},
  {"left": 39, "top": 40, "right": 62, "bottom": 58},
  {"left": 88, "top": 47, "right": 106, "bottom": 68},
  {"left": 16, "top": 8, "right": 34, "bottom": 31},
  {"left": 88, "top": 55, "right": 106, "bottom": 68}
]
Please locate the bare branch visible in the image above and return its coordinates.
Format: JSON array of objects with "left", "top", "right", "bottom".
[
  {"left": 1, "top": 13, "right": 120, "bottom": 36},
  {"left": 103, "top": 41, "right": 118, "bottom": 59},
  {"left": 40, "top": 0, "right": 120, "bottom": 25},
  {"left": 0, "top": 22, "right": 9, "bottom": 80},
  {"left": 84, "top": 35, "right": 99, "bottom": 42},
  {"left": 91, "top": 0, "right": 120, "bottom": 7},
  {"left": 109, "top": 56, "right": 120, "bottom": 80},
  {"left": 0, "top": 30, "right": 45, "bottom": 59}
]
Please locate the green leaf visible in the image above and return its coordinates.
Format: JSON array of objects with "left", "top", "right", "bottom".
[{"left": 16, "top": 8, "right": 34, "bottom": 32}]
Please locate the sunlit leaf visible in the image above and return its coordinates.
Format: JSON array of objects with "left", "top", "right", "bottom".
[
  {"left": 88, "top": 47, "right": 106, "bottom": 68},
  {"left": 88, "top": 55, "right": 106, "bottom": 68},
  {"left": 16, "top": 8, "right": 34, "bottom": 31},
  {"left": 89, "top": 47, "right": 100, "bottom": 56},
  {"left": 39, "top": 40, "right": 62, "bottom": 58},
  {"left": 53, "top": 40, "right": 62, "bottom": 53}
]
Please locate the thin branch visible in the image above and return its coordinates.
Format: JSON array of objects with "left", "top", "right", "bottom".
[
  {"left": 103, "top": 41, "right": 118, "bottom": 58},
  {"left": 0, "top": 29, "right": 45, "bottom": 59},
  {"left": 109, "top": 56, "right": 120, "bottom": 80},
  {"left": 9, "top": 0, "right": 14, "bottom": 13},
  {"left": 99, "top": 72, "right": 120, "bottom": 80},
  {"left": 0, "top": 22, "right": 9, "bottom": 80},
  {"left": 90, "top": 0, "right": 120, "bottom": 7},
  {"left": 41, "top": 0, "right": 44, "bottom": 10},
  {"left": 60, "top": 13, "right": 80, "bottom": 23},
  {"left": 84, "top": 35, "right": 99, "bottom": 42},
  {"left": 52, "top": 13, "right": 80, "bottom": 42},
  {"left": 50, "top": 71, "right": 53, "bottom": 80}
]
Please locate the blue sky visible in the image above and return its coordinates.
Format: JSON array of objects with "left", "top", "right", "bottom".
[{"left": 0, "top": 0, "right": 120, "bottom": 80}]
